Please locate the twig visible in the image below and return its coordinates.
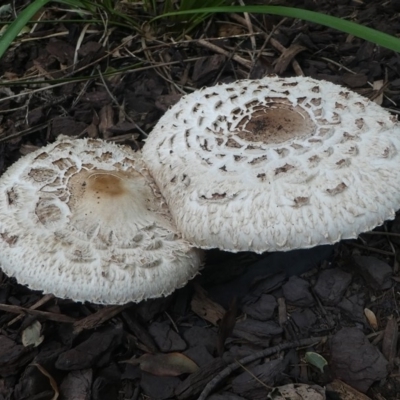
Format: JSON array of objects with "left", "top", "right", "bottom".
[
  {"left": 230, "top": 14, "right": 304, "bottom": 76},
  {"left": 73, "top": 23, "right": 90, "bottom": 67},
  {"left": 197, "top": 337, "right": 325, "bottom": 400},
  {"left": 0, "top": 58, "right": 202, "bottom": 105},
  {"left": 0, "top": 122, "right": 50, "bottom": 143},
  {"left": 7, "top": 294, "right": 54, "bottom": 326},
  {"left": 212, "top": 39, "right": 248, "bottom": 85},
  {"left": 141, "top": 33, "right": 184, "bottom": 95},
  {"left": 164, "top": 311, "right": 179, "bottom": 333},
  {"left": 97, "top": 67, "right": 148, "bottom": 137},
  {"left": 249, "top": 18, "right": 287, "bottom": 78},
  {"left": 319, "top": 57, "right": 396, "bottom": 106},
  {"left": 0, "top": 303, "right": 76, "bottom": 323},
  {"left": 196, "top": 39, "right": 252, "bottom": 69},
  {"left": 362, "top": 231, "right": 400, "bottom": 238},
  {"left": 73, "top": 303, "right": 132, "bottom": 334},
  {"left": 346, "top": 242, "right": 395, "bottom": 256},
  {"left": 235, "top": 359, "right": 273, "bottom": 390},
  {"left": 238, "top": 0, "right": 256, "bottom": 51}
]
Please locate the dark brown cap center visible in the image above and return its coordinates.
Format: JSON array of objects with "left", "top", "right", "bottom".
[
  {"left": 236, "top": 105, "right": 316, "bottom": 144},
  {"left": 86, "top": 172, "right": 125, "bottom": 197}
]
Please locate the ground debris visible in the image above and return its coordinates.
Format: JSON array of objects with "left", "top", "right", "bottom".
[
  {"left": 55, "top": 328, "right": 123, "bottom": 371},
  {"left": 231, "top": 357, "right": 288, "bottom": 399}
]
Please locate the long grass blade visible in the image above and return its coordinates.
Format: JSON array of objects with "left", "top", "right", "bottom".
[
  {"left": 0, "top": 0, "right": 52, "bottom": 61},
  {"left": 152, "top": 5, "right": 400, "bottom": 53}
]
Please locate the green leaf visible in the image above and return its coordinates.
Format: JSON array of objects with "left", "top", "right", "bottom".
[
  {"left": 305, "top": 351, "right": 328, "bottom": 372},
  {"left": 152, "top": 5, "right": 400, "bottom": 53}
]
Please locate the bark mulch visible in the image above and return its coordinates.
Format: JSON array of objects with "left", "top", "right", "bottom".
[{"left": 1, "top": 0, "right": 400, "bottom": 399}]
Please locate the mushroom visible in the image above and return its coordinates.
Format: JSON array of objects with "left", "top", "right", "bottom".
[
  {"left": 142, "top": 76, "right": 400, "bottom": 253},
  {"left": 0, "top": 136, "right": 203, "bottom": 304}
]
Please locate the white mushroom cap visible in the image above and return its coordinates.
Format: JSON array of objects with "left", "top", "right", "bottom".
[
  {"left": 0, "top": 137, "right": 203, "bottom": 304},
  {"left": 142, "top": 76, "right": 400, "bottom": 253}
]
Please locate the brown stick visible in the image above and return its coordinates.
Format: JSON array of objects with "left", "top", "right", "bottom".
[
  {"left": 0, "top": 303, "right": 76, "bottom": 323},
  {"left": 7, "top": 294, "right": 55, "bottom": 326},
  {"left": 230, "top": 13, "right": 304, "bottom": 76},
  {"left": 73, "top": 303, "right": 132, "bottom": 334},
  {"left": 196, "top": 39, "right": 253, "bottom": 70}
]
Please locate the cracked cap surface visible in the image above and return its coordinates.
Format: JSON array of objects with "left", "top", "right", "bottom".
[
  {"left": 143, "top": 76, "right": 400, "bottom": 253},
  {"left": 0, "top": 137, "right": 202, "bottom": 304}
]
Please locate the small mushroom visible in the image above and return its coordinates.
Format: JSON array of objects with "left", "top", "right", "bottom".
[
  {"left": 143, "top": 76, "right": 400, "bottom": 253},
  {"left": 0, "top": 137, "right": 203, "bottom": 304}
]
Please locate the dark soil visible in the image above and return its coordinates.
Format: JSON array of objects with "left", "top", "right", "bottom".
[{"left": 1, "top": 0, "right": 400, "bottom": 399}]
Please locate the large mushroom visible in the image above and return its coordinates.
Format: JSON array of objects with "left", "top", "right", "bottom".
[
  {"left": 0, "top": 137, "right": 203, "bottom": 304},
  {"left": 142, "top": 76, "right": 400, "bottom": 253}
]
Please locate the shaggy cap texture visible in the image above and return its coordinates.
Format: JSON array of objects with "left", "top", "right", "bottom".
[
  {"left": 0, "top": 137, "right": 202, "bottom": 304},
  {"left": 143, "top": 76, "right": 400, "bottom": 253}
]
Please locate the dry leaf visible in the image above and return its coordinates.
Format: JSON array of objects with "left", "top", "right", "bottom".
[
  {"left": 191, "top": 285, "right": 225, "bottom": 325},
  {"left": 364, "top": 308, "right": 378, "bottom": 330},
  {"left": 22, "top": 321, "right": 44, "bottom": 348},
  {"left": 32, "top": 363, "right": 59, "bottom": 400},
  {"left": 126, "top": 353, "right": 199, "bottom": 377}
]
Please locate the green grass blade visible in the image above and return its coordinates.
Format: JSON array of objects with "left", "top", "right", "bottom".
[
  {"left": 0, "top": 0, "right": 52, "bottom": 61},
  {"left": 152, "top": 5, "right": 400, "bottom": 53},
  {"left": 0, "top": 0, "right": 139, "bottom": 62},
  {"left": 57, "top": 0, "right": 88, "bottom": 6},
  {"left": 0, "top": 0, "right": 91, "bottom": 62}
]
